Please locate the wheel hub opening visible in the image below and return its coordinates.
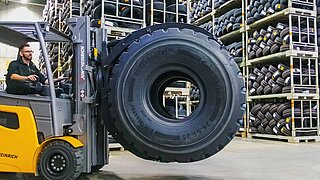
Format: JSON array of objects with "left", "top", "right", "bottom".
[{"left": 150, "top": 72, "right": 201, "bottom": 121}]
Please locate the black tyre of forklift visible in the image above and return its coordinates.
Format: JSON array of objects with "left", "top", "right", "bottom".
[
  {"left": 38, "top": 141, "right": 83, "bottom": 180},
  {"left": 106, "top": 27, "right": 245, "bottom": 162}
]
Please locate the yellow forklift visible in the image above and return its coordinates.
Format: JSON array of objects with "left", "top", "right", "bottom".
[{"left": 0, "top": 17, "right": 245, "bottom": 179}]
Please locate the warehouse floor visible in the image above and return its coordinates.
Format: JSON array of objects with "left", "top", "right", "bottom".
[{"left": 1, "top": 137, "right": 320, "bottom": 180}]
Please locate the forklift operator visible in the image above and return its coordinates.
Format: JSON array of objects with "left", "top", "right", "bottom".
[{"left": 5, "top": 43, "right": 63, "bottom": 95}]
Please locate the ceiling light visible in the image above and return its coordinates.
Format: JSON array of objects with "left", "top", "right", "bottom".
[{"left": 21, "top": 0, "right": 27, "bottom": 4}]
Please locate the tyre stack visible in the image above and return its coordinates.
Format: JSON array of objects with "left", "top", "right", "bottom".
[
  {"left": 249, "top": 102, "right": 292, "bottom": 136},
  {"left": 91, "top": 0, "right": 188, "bottom": 26},
  {"left": 249, "top": 101, "right": 318, "bottom": 136},
  {"left": 226, "top": 42, "right": 243, "bottom": 63},
  {"left": 189, "top": 84, "right": 200, "bottom": 101},
  {"left": 189, "top": 0, "right": 212, "bottom": 23},
  {"left": 213, "top": 8, "right": 242, "bottom": 37},
  {"left": 247, "top": 23, "right": 293, "bottom": 59},
  {"left": 248, "top": 64, "right": 290, "bottom": 96},
  {"left": 161, "top": 1, "right": 188, "bottom": 24},
  {"left": 248, "top": 63, "right": 318, "bottom": 96},
  {"left": 246, "top": 0, "right": 288, "bottom": 25},
  {"left": 247, "top": 0, "right": 315, "bottom": 25},
  {"left": 199, "top": 21, "right": 213, "bottom": 34},
  {"left": 41, "top": 1, "right": 60, "bottom": 74},
  {"left": 41, "top": 0, "right": 81, "bottom": 76},
  {"left": 198, "top": 21, "right": 243, "bottom": 63},
  {"left": 246, "top": 0, "right": 319, "bottom": 140},
  {"left": 212, "top": 2, "right": 244, "bottom": 64}
]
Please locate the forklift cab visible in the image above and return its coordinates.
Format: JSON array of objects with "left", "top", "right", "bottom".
[
  {"left": 0, "top": 18, "right": 102, "bottom": 179},
  {"left": 0, "top": 21, "right": 73, "bottom": 138}
]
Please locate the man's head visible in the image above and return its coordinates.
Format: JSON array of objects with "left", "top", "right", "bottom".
[{"left": 19, "top": 43, "right": 33, "bottom": 62}]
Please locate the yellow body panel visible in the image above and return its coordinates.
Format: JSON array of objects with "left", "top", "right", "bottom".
[
  {"left": 0, "top": 105, "right": 39, "bottom": 173},
  {"left": 0, "top": 105, "right": 84, "bottom": 175}
]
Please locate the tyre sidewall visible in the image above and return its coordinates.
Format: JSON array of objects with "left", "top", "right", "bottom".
[{"left": 111, "top": 29, "right": 243, "bottom": 155}]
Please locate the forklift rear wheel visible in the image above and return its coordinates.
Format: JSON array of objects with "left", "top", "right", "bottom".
[
  {"left": 107, "top": 27, "right": 245, "bottom": 162},
  {"left": 38, "top": 141, "right": 83, "bottom": 180}
]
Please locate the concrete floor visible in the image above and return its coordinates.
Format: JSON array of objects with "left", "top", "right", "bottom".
[{"left": 1, "top": 137, "right": 320, "bottom": 180}]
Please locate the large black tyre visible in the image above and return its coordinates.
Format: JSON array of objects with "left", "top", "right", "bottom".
[
  {"left": 106, "top": 27, "right": 245, "bottom": 162},
  {"left": 38, "top": 141, "right": 83, "bottom": 180}
]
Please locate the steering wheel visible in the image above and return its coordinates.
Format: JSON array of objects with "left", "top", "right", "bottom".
[{"left": 22, "top": 79, "right": 44, "bottom": 94}]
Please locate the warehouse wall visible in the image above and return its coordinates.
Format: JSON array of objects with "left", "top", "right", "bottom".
[{"left": 0, "top": 1, "right": 44, "bottom": 88}]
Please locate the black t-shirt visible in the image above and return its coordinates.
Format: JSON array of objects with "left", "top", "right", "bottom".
[{"left": 6, "top": 57, "right": 46, "bottom": 95}]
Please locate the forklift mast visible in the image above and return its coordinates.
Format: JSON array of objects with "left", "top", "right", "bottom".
[{"left": 67, "top": 16, "right": 107, "bottom": 172}]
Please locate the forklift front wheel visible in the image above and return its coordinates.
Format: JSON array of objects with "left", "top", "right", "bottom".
[{"left": 38, "top": 140, "right": 83, "bottom": 180}]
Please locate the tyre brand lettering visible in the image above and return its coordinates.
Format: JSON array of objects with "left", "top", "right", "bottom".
[
  {"left": 130, "top": 105, "right": 144, "bottom": 127},
  {"left": 0, "top": 152, "right": 18, "bottom": 159},
  {"left": 134, "top": 57, "right": 152, "bottom": 76},
  {"left": 80, "top": 46, "right": 85, "bottom": 81},
  {"left": 182, "top": 121, "right": 211, "bottom": 141},
  {"left": 134, "top": 49, "right": 171, "bottom": 76},
  {"left": 192, "top": 131, "right": 197, "bottom": 137},
  {"left": 140, "top": 110, "right": 152, "bottom": 122},
  {"left": 130, "top": 105, "right": 154, "bottom": 134},
  {"left": 199, "top": 59, "right": 215, "bottom": 76}
]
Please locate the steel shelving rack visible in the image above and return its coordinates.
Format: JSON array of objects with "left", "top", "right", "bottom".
[
  {"left": 97, "top": 0, "right": 189, "bottom": 37},
  {"left": 245, "top": 0, "right": 320, "bottom": 142},
  {"left": 100, "top": 0, "right": 146, "bottom": 26},
  {"left": 217, "top": 0, "right": 247, "bottom": 136}
]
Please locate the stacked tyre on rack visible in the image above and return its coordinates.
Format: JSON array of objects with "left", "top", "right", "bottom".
[
  {"left": 246, "top": 0, "right": 319, "bottom": 138},
  {"left": 249, "top": 101, "right": 318, "bottom": 136},
  {"left": 41, "top": 0, "right": 80, "bottom": 75},
  {"left": 249, "top": 102, "right": 293, "bottom": 136},
  {"left": 213, "top": 8, "right": 242, "bottom": 37},
  {"left": 189, "top": 0, "right": 212, "bottom": 23},
  {"left": 197, "top": 0, "right": 244, "bottom": 63},
  {"left": 89, "top": 0, "right": 188, "bottom": 27},
  {"left": 248, "top": 64, "right": 291, "bottom": 96},
  {"left": 248, "top": 23, "right": 292, "bottom": 59},
  {"left": 246, "top": 0, "right": 288, "bottom": 25}
]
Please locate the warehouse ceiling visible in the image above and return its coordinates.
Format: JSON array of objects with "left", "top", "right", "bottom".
[{"left": 2, "top": 0, "right": 47, "bottom": 6}]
